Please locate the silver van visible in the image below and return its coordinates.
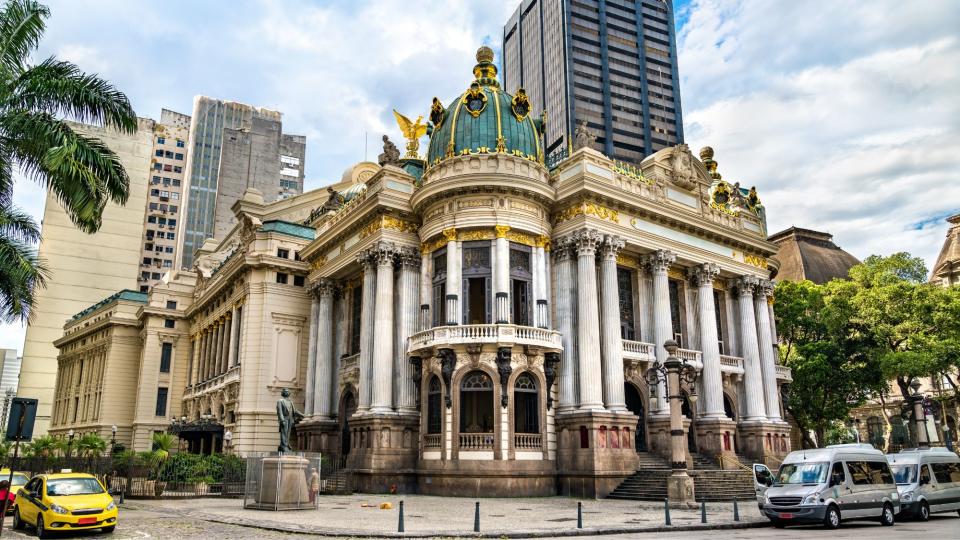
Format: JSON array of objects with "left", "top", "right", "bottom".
[
  {"left": 887, "top": 447, "right": 960, "bottom": 521},
  {"left": 754, "top": 443, "right": 900, "bottom": 529}
]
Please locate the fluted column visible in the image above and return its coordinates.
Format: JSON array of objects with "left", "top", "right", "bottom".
[
  {"left": 574, "top": 229, "right": 604, "bottom": 410},
  {"left": 443, "top": 229, "right": 461, "bottom": 325},
  {"left": 304, "top": 293, "right": 320, "bottom": 416},
  {"left": 689, "top": 263, "right": 725, "bottom": 419},
  {"left": 200, "top": 330, "right": 209, "bottom": 381},
  {"left": 213, "top": 322, "right": 224, "bottom": 376},
  {"left": 189, "top": 335, "right": 200, "bottom": 385},
  {"left": 644, "top": 249, "right": 676, "bottom": 414},
  {"left": 357, "top": 251, "right": 377, "bottom": 413},
  {"left": 494, "top": 225, "right": 511, "bottom": 323},
  {"left": 419, "top": 251, "right": 431, "bottom": 330},
  {"left": 204, "top": 326, "right": 214, "bottom": 379},
  {"left": 220, "top": 314, "right": 231, "bottom": 374},
  {"left": 553, "top": 236, "right": 579, "bottom": 411},
  {"left": 227, "top": 305, "right": 240, "bottom": 368},
  {"left": 599, "top": 235, "right": 626, "bottom": 411},
  {"left": 396, "top": 248, "right": 420, "bottom": 413},
  {"left": 734, "top": 276, "right": 766, "bottom": 421},
  {"left": 754, "top": 279, "right": 781, "bottom": 421},
  {"left": 330, "top": 290, "right": 348, "bottom": 415},
  {"left": 371, "top": 242, "right": 397, "bottom": 414},
  {"left": 314, "top": 279, "right": 336, "bottom": 418}
]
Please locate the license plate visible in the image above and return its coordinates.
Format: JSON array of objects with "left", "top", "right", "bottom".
[
  {"left": 78, "top": 517, "right": 97, "bottom": 525},
  {"left": 778, "top": 513, "right": 793, "bottom": 519}
]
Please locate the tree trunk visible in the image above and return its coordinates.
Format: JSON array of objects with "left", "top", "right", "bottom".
[
  {"left": 878, "top": 392, "right": 894, "bottom": 452},
  {"left": 815, "top": 425, "right": 826, "bottom": 448}
]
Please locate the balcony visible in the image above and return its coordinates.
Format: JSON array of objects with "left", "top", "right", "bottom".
[
  {"left": 459, "top": 432, "right": 494, "bottom": 450},
  {"left": 720, "top": 354, "right": 745, "bottom": 375},
  {"left": 185, "top": 364, "right": 239, "bottom": 398},
  {"left": 622, "top": 339, "right": 655, "bottom": 361},
  {"left": 775, "top": 364, "right": 793, "bottom": 382},
  {"left": 424, "top": 434, "right": 442, "bottom": 448},
  {"left": 514, "top": 433, "right": 542, "bottom": 451},
  {"left": 407, "top": 324, "right": 562, "bottom": 354}
]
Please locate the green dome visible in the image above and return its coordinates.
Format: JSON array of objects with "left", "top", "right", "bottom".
[{"left": 426, "top": 47, "right": 544, "bottom": 166}]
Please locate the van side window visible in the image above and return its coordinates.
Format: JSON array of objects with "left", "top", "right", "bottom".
[
  {"left": 830, "top": 462, "right": 846, "bottom": 486},
  {"left": 932, "top": 462, "right": 960, "bottom": 483},
  {"left": 848, "top": 461, "right": 872, "bottom": 485},
  {"left": 867, "top": 461, "right": 894, "bottom": 484},
  {"left": 920, "top": 464, "right": 932, "bottom": 484}
]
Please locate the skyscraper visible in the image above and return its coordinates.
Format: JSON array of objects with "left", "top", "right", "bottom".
[
  {"left": 503, "top": 0, "right": 684, "bottom": 163},
  {"left": 177, "top": 97, "right": 306, "bottom": 270}
]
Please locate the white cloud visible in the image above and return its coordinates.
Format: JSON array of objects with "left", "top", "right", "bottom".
[{"left": 678, "top": 0, "right": 960, "bottom": 270}]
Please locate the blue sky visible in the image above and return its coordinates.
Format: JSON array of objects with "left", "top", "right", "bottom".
[{"left": 3, "top": 0, "right": 959, "bottom": 350}]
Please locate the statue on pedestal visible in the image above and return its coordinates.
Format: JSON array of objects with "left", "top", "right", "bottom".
[{"left": 277, "top": 388, "right": 304, "bottom": 453}]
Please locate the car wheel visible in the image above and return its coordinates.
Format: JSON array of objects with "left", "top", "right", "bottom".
[
  {"left": 823, "top": 504, "right": 841, "bottom": 529},
  {"left": 12, "top": 507, "right": 23, "bottom": 530},
  {"left": 35, "top": 514, "right": 48, "bottom": 538},
  {"left": 880, "top": 503, "right": 895, "bottom": 527},
  {"left": 102, "top": 525, "right": 116, "bottom": 534},
  {"left": 918, "top": 501, "right": 930, "bottom": 522}
]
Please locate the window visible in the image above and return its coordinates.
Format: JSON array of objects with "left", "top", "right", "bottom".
[
  {"left": 350, "top": 285, "right": 363, "bottom": 354},
  {"left": 162, "top": 177, "right": 171, "bottom": 185},
  {"left": 155, "top": 149, "right": 163, "bottom": 157},
  {"left": 155, "top": 387, "right": 168, "bottom": 416},
  {"left": 151, "top": 189, "right": 160, "bottom": 196},
  {"left": 171, "top": 193, "right": 179, "bottom": 200},
  {"left": 427, "top": 376, "right": 442, "bottom": 434},
  {"left": 293, "top": 275, "right": 305, "bottom": 287},
  {"left": 164, "top": 150, "right": 174, "bottom": 158},
  {"left": 162, "top": 260, "right": 172, "bottom": 268},
  {"left": 140, "top": 285, "right": 149, "bottom": 293},
  {"left": 170, "top": 205, "right": 178, "bottom": 212},
  {"left": 149, "top": 202, "right": 158, "bottom": 210},
  {"left": 277, "top": 248, "right": 289, "bottom": 259},
  {"left": 167, "top": 232, "right": 175, "bottom": 240},
  {"left": 280, "top": 178, "right": 299, "bottom": 190},
  {"left": 152, "top": 176, "right": 161, "bottom": 184},
  {"left": 920, "top": 464, "right": 932, "bottom": 485},
  {"left": 164, "top": 319, "right": 175, "bottom": 328},
  {"left": 147, "top": 216, "right": 157, "bottom": 224},
  {"left": 141, "top": 271, "right": 150, "bottom": 279},
  {"left": 276, "top": 272, "right": 288, "bottom": 284},
  {"left": 165, "top": 246, "right": 174, "bottom": 253},
  {"left": 159, "top": 204, "right": 167, "bottom": 212},
  {"left": 293, "top": 251, "right": 301, "bottom": 261},
  {"left": 143, "top": 257, "right": 152, "bottom": 265},
  {"left": 168, "top": 219, "right": 176, "bottom": 227},
  {"left": 163, "top": 164, "right": 172, "bottom": 172},
  {"left": 151, "top": 272, "right": 161, "bottom": 280},
  {"left": 509, "top": 245, "right": 532, "bottom": 325},
  {"left": 157, "top": 137, "right": 165, "bottom": 144},
  {"left": 158, "top": 217, "right": 167, "bottom": 225},
  {"left": 160, "top": 190, "right": 169, "bottom": 198},
  {"left": 713, "top": 290, "right": 725, "bottom": 353},
  {"left": 176, "top": 139, "right": 184, "bottom": 148},
  {"left": 153, "top": 163, "right": 161, "bottom": 171},
  {"left": 144, "top": 243, "right": 153, "bottom": 251},
  {"left": 160, "top": 343, "right": 172, "bottom": 372},
  {"left": 175, "top": 153, "right": 184, "bottom": 160},
  {"left": 432, "top": 248, "right": 447, "bottom": 326},
  {"left": 847, "top": 461, "right": 878, "bottom": 485},
  {"left": 618, "top": 267, "right": 635, "bottom": 339},
  {"left": 514, "top": 373, "right": 539, "bottom": 433},
  {"left": 668, "top": 279, "right": 683, "bottom": 346},
  {"left": 173, "top": 179, "right": 181, "bottom": 187},
  {"left": 459, "top": 371, "right": 494, "bottom": 434},
  {"left": 173, "top": 166, "right": 182, "bottom": 173},
  {"left": 932, "top": 462, "right": 960, "bottom": 483},
  {"left": 462, "top": 242, "right": 492, "bottom": 324}
]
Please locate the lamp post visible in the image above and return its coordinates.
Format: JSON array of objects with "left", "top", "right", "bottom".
[
  {"left": 224, "top": 430, "right": 233, "bottom": 455},
  {"left": 110, "top": 425, "right": 117, "bottom": 455},
  {"left": 909, "top": 377, "right": 929, "bottom": 449},
  {"left": 645, "top": 340, "right": 699, "bottom": 505},
  {"left": 67, "top": 428, "right": 75, "bottom": 458}
]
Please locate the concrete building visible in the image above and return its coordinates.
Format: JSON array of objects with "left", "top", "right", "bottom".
[
  {"left": 769, "top": 227, "right": 860, "bottom": 284},
  {"left": 503, "top": 0, "right": 683, "bottom": 163},
  {"left": 19, "top": 117, "right": 156, "bottom": 435},
  {"left": 0, "top": 348, "right": 20, "bottom": 431},
  {"left": 139, "top": 109, "right": 191, "bottom": 292},
  {"left": 177, "top": 96, "right": 306, "bottom": 271}
]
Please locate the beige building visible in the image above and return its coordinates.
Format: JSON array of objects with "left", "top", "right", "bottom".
[
  {"left": 20, "top": 118, "right": 156, "bottom": 435},
  {"left": 931, "top": 213, "right": 960, "bottom": 286}
]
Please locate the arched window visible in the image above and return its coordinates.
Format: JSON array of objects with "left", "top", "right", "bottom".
[
  {"left": 514, "top": 373, "right": 539, "bottom": 433},
  {"left": 459, "top": 371, "right": 494, "bottom": 433},
  {"left": 427, "top": 376, "right": 442, "bottom": 434}
]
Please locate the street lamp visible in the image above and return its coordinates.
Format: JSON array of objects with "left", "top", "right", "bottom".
[
  {"left": 224, "top": 430, "right": 233, "bottom": 455},
  {"left": 909, "top": 377, "right": 930, "bottom": 449},
  {"left": 645, "top": 340, "right": 699, "bottom": 505},
  {"left": 67, "top": 428, "right": 75, "bottom": 458},
  {"left": 110, "top": 425, "right": 117, "bottom": 455}
]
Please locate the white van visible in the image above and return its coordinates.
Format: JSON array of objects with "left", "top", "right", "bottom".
[
  {"left": 887, "top": 447, "right": 960, "bottom": 521},
  {"left": 754, "top": 444, "right": 900, "bottom": 529}
]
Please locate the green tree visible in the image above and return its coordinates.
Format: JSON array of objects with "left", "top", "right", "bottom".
[
  {"left": 0, "top": 0, "right": 136, "bottom": 323},
  {"left": 74, "top": 432, "right": 106, "bottom": 457},
  {"left": 28, "top": 434, "right": 57, "bottom": 457},
  {"left": 775, "top": 279, "right": 884, "bottom": 447}
]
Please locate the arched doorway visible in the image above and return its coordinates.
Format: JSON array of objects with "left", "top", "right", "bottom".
[
  {"left": 339, "top": 390, "right": 357, "bottom": 456},
  {"left": 681, "top": 392, "right": 697, "bottom": 453},
  {"left": 624, "top": 383, "right": 647, "bottom": 451}
]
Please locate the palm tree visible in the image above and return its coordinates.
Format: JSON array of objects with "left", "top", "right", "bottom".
[
  {"left": 28, "top": 434, "right": 57, "bottom": 457},
  {"left": 75, "top": 433, "right": 106, "bottom": 457},
  {"left": 0, "top": 0, "right": 136, "bottom": 323},
  {"left": 150, "top": 432, "right": 175, "bottom": 461}
]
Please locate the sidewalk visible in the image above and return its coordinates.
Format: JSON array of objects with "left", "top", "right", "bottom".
[{"left": 132, "top": 495, "right": 768, "bottom": 537}]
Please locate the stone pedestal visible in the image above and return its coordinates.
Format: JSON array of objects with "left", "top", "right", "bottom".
[
  {"left": 694, "top": 417, "right": 739, "bottom": 460},
  {"left": 737, "top": 421, "right": 792, "bottom": 461},
  {"left": 647, "top": 417, "right": 692, "bottom": 466},
  {"left": 666, "top": 471, "right": 697, "bottom": 507},
  {"left": 346, "top": 413, "right": 420, "bottom": 493},
  {"left": 295, "top": 418, "right": 340, "bottom": 454},
  {"left": 247, "top": 455, "right": 311, "bottom": 510},
  {"left": 555, "top": 410, "right": 640, "bottom": 498}
]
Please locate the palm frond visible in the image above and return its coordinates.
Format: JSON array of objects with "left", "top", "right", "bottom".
[
  {"left": 0, "top": 201, "right": 39, "bottom": 243},
  {"left": 0, "top": 205, "right": 47, "bottom": 323},
  {"left": 10, "top": 57, "right": 137, "bottom": 133},
  {"left": 0, "top": 0, "right": 48, "bottom": 76}
]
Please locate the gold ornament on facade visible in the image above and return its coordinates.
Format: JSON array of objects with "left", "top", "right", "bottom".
[
  {"left": 393, "top": 110, "right": 428, "bottom": 159},
  {"left": 553, "top": 202, "right": 619, "bottom": 225},
  {"left": 616, "top": 254, "right": 640, "bottom": 268},
  {"left": 462, "top": 82, "right": 487, "bottom": 118},
  {"left": 744, "top": 254, "right": 767, "bottom": 269},
  {"left": 458, "top": 229, "right": 494, "bottom": 242},
  {"left": 612, "top": 160, "right": 653, "bottom": 185},
  {"left": 505, "top": 229, "right": 537, "bottom": 247},
  {"left": 310, "top": 254, "right": 328, "bottom": 270},
  {"left": 511, "top": 88, "right": 531, "bottom": 121},
  {"left": 359, "top": 215, "right": 419, "bottom": 240},
  {"left": 430, "top": 97, "right": 445, "bottom": 129},
  {"left": 494, "top": 225, "right": 511, "bottom": 238},
  {"left": 442, "top": 228, "right": 457, "bottom": 242}
]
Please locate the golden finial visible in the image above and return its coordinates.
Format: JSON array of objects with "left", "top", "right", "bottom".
[
  {"left": 476, "top": 46, "right": 494, "bottom": 64},
  {"left": 473, "top": 45, "right": 499, "bottom": 86}
]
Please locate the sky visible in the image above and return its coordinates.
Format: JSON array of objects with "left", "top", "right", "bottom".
[{"left": 2, "top": 0, "right": 958, "bottom": 350}]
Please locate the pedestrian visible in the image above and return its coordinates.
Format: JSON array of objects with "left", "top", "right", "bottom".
[{"left": 309, "top": 467, "right": 320, "bottom": 504}]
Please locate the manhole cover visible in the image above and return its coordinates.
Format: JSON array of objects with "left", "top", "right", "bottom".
[{"left": 547, "top": 518, "right": 577, "bottom": 522}]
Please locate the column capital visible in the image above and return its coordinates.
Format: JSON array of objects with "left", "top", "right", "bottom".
[
  {"left": 442, "top": 227, "right": 457, "bottom": 242},
  {"left": 550, "top": 235, "right": 576, "bottom": 262},
  {"left": 397, "top": 246, "right": 421, "bottom": 269},
  {"left": 357, "top": 249, "right": 376, "bottom": 270},
  {"left": 315, "top": 278, "right": 338, "bottom": 298},
  {"left": 642, "top": 249, "right": 676, "bottom": 274},
  {"left": 494, "top": 225, "right": 511, "bottom": 238},
  {"left": 755, "top": 278, "right": 774, "bottom": 298},
  {"left": 731, "top": 275, "right": 759, "bottom": 296},
  {"left": 687, "top": 263, "right": 720, "bottom": 287},
  {"left": 572, "top": 228, "right": 603, "bottom": 255},
  {"left": 371, "top": 241, "right": 399, "bottom": 267},
  {"left": 599, "top": 235, "right": 624, "bottom": 260}
]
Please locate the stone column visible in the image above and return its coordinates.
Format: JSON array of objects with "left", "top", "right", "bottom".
[
  {"left": 330, "top": 290, "right": 348, "bottom": 415},
  {"left": 539, "top": 239, "right": 551, "bottom": 328},
  {"left": 357, "top": 251, "right": 377, "bottom": 413},
  {"left": 304, "top": 293, "right": 320, "bottom": 416},
  {"left": 200, "top": 330, "right": 210, "bottom": 381},
  {"left": 227, "top": 305, "right": 240, "bottom": 368},
  {"left": 419, "top": 251, "right": 431, "bottom": 330},
  {"left": 214, "top": 321, "right": 224, "bottom": 376},
  {"left": 553, "top": 236, "right": 579, "bottom": 411},
  {"left": 644, "top": 249, "right": 676, "bottom": 414},
  {"left": 733, "top": 276, "right": 766, "bottom": 421},
  {"left": 444, "top": 229, "right": 460, "bottom": 325},
  {"left": 599, "top": 235, "right": 626, "bottom": 411},
  {"left": 314, "top": 279, "right": 336, "bottom": 418},
  {"left": 371, "top": 242, "right": 397, "bottom": 414},
  {"left": 573, "top": 229, "right": 604, "bottom": 410},
  {"left": 189, "top": 335, "right": 200, "bottom": 386},
  {"left": 689, "top": 263, "right": 725, "bottom": 419},
  {"left": 754, "top": 279, "right": 781, "bottom": 421},
  {"left": 220, "top": 314, "right": 231, "bottom": 374},
  {"left": 396, "top": 248, "right": 420, "bottom": 413},
  {"left": 494, "top": 225, "right": 511, "bottom": 323}
]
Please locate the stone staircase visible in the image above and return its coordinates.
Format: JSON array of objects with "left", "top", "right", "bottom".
[{"left": 608, "top": 452, "right": 757, "bottom": 502}]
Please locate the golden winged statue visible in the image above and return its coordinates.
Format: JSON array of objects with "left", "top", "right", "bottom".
[{"left": 393, "top": 109, "right": 428, "bottom": 159}]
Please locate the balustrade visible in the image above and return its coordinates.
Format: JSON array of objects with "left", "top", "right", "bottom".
[
  {"left": 459, "top": 433, "right": 495, "bottom": 450},
  {"left": 514, "top": 433, "right": 542, "bottom": 450},
  {"left": 407, "top": 324, "right": 562, "bottom": 354},
  {"left": 423, "top": 434, "right": 442, "bottom": 448}
]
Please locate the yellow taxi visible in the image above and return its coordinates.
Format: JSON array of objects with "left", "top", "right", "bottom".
[
  {"left": 12, "top": 472, "right": 117, "bottom": 537},
  {"left": 0, "top": 469, "right": 31, "bottom": 513}
]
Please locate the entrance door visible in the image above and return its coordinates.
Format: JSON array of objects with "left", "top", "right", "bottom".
[
  {"left": 340, "top": 392, "right": 356, "bottom": 456},
  {"left": 624, "top": 383, "right": 647, "bottom": 451},
  {"left": 682, "top": 393, "right": 697, "bottom": 453}
]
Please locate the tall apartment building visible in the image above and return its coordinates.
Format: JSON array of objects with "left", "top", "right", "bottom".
[
  {"left": 177, "top": 97, "right": 306, "bottom": 270},
  {"left": 140, "top": 109, "right": 191, "bottom": 292},
  {"left": 503, "top": 0, "right": 684, "bottom": 163},
  {"left": 19, "top": 117, "right": 157, "bottom": 435},
  {"left": 0, "top": 348, "right": 19, "bottom": 434}
]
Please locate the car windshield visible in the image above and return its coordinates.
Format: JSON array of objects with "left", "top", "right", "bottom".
[
  {"left": 776, "top": 462, "right": 829, "bottom": 485},
  {"left": 891, "top": 464, "right": 917, "bottom": 485},
  {"left": 11, "top": 474, "right": 28, "bottom": 487},
  {"left": 46, "top": 478, "right": 105, "bottom": 496}
]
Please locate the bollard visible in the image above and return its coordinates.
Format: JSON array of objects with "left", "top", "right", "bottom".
[
  {"left": 577, "top": 501, "right": 583, "bottom": 529},
  {"left": 733, "top": 497, "right": 740, "bottom": 522},
  {"left": 664, "top": 498, "right": 671, "bottom": 526},
  {"left": 474, "top": 501, "right": 480, "bottom": 532},
  {"left": 398, "top": 500, "right": 404, "bottom": 533},
  {"left": 701, "top": 500, "right": 707, "bottom": 523}
]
